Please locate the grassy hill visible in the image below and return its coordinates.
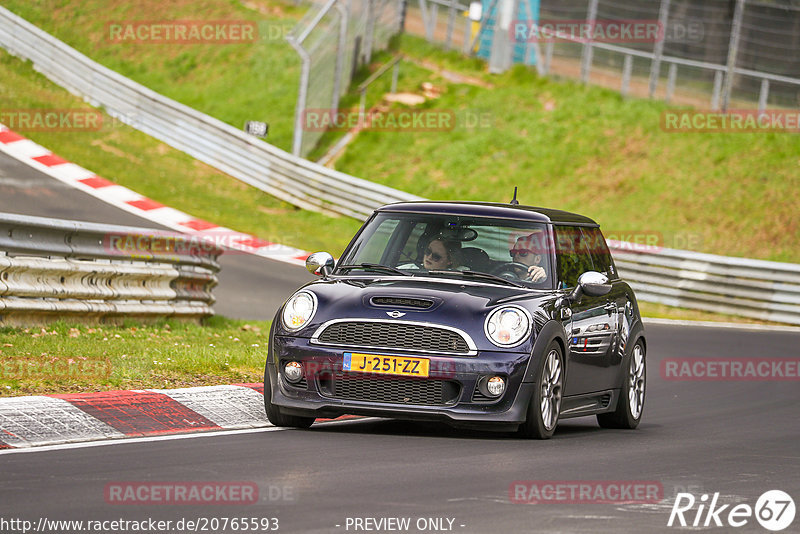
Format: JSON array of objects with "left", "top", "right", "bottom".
[{"left": 1, "top": 0, "right": 798, "bottom": 263}]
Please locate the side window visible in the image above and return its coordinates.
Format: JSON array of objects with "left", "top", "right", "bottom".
[
  {"left": 555, "top": 226, "right": 595, "bottom": 288},
  {"left": 582, "top": 227, "right": 617, "bottom": 279}
]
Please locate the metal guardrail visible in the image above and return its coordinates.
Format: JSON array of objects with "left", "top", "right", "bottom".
[
  {"left": 1, "top": 7, "right": 799, "bottom": 325},
  {"left": 0, "top": 7, "right": 421, "bottom": 220},
  {"left": 608, "top": 243, "right": 800, "bottom": 325},
  {"left": 0, "top": 213, "right": 221, "bottom": 324}
]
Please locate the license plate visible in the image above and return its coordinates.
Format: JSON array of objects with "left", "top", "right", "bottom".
[{"left": 343, "top": 352, "right": 429, "bottom": 377}]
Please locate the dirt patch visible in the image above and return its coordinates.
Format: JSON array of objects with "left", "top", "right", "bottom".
[{"left": 90, "top": 139, "right": 143, "bottom": 164}]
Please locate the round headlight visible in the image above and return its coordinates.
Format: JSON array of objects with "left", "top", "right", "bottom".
[
  {"left": 484, "top": 306, "right": 531, "bottom": 347},
  {"left": 281, "top": 291, "right": 318, "bottom": 331}
]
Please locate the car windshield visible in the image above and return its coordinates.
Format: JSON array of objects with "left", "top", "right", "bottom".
[{"left": 336, "top": 212, "right": 554, "bottom": 289}]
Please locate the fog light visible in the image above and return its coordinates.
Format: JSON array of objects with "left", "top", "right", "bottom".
[
  {"left": 487, "top": 376, "right": 506, "bottom": 397},
  {"left": 284, "top": 361, "right": 304, "bottom": 383}
]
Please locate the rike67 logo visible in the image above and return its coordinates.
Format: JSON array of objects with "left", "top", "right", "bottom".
[{"left": 668, "top": 490, "right": 795, "bottom": 531}]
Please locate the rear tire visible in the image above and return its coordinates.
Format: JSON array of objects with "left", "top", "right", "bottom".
[
  {"left": 519, "top": 341, "right": 563, "bottom": 439},
  {"left": 597, "top": 339, "right": 646, "bottom": 429},
  {"left": 264, "top": 365, "right": 315, "bottom": 429}
]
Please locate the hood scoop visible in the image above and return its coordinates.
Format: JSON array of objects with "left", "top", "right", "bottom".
[{"left": 370, "top": 296, "right": 434, "bottom": 309}]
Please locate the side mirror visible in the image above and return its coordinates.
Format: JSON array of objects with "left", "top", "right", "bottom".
[
  {"left": 306, "top": 252, "right": 335, "bottom": 277},
  {"left": 578, "top": 271, "right": 611, "bottom": 297},
  {"left": 569, "top": 271, "right": 611, "bottom": 301}
]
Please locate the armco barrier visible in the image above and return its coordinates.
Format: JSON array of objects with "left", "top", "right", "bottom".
[
  {"left": 0, "top": 7, "right": 421, "bottom": 220},
  {"left": 0, "top": 213, "right": 221, "bottom": 324},
  {"left": 1, "top": 7, "right": 799, "bottom": 325},
  {"left": 608, "top": 243, "right": 800, "bottom": 325}
]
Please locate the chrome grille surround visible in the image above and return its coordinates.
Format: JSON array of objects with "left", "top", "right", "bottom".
[{"left": 310, "top": 319, "right": 477, "bottom": 356}]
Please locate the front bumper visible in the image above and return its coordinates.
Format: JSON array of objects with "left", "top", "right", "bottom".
[{"left": 267, "top": 335, "right": 537, "bottom": 428}]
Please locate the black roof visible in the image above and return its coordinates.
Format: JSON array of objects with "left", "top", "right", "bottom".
[{"left": 377, "top": 201, "right": 599, "bottom": 226}]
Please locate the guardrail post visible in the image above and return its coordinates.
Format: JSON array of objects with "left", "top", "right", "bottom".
[
  {"left": 648, "top": 0, "right": 671, "bottom": 98},
  {"left": 722, "top": 0, "right": 746, "bottom": 112},
  {"left": 580, "top": 0, "right": 599, "bottom": 84}
]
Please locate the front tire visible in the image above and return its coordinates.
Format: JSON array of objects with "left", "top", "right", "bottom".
[
  {"left": 519, "top": 341, "right": 563, "bottom": 439},
  {"left": 264, "top": 365, "right": 315, "bottom": 429},
  {"left": 597, "top": 339, "right": 646, "bottom": 429}
]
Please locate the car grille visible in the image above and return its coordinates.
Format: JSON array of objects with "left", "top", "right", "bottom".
[
  {"left": 370, "top": 297, "right": 434, "bottom": 309},
  {"left": 315, "top": 321, "right": 471, "bottom": 354},
  {"left": 320, "top": 371, "right": 460, "bottom": 405}
]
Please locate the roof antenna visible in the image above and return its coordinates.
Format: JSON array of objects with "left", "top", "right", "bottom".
[{"left": 510, "top": 186, "right": 519, "bottom": 205}]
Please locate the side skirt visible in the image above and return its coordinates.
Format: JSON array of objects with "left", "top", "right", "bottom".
[{"left": 559, "top": 390, "right": 619, "bottom": 419}]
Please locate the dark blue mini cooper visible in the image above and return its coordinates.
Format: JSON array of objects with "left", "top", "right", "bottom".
[{"left": 264, "top": 201, "right": 646, "bottom": 438}]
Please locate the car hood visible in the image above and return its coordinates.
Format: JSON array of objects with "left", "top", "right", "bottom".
[{"left": 284, "top": 276, "right": 559, "bottom": 347}]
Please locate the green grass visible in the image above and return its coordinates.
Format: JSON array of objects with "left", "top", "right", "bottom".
[
  {"left": 0, "top": 317, "right": 272, "bottom": 396},
  {"left": 3, "top": 0, "right": 305, "bottom": 152}
]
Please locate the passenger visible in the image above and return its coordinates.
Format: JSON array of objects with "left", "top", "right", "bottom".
[
  {"left": 399, "top": 235, "right": 461, "bottom": 271},
  {"left": 423, "top": 236, "right": 461, "bottom": 270}
]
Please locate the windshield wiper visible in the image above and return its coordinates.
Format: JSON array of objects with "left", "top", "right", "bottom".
[
  {"left": 336, "top": 263, "right": 411, "bottom": 276},
  {"left": 426, "top": 270, "right": 524, "bottom": 288}
]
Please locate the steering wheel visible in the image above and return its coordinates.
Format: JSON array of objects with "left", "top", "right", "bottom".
[{"left": 492, "top": 262, "right": 532, "bottom": 280}]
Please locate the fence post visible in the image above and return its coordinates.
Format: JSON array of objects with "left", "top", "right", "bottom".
[
  {"left": 722, "top": 0, "right": 746, "bottom": 112},
  {"left": 543, "top": 40, "right": 553, "bottom": 75},
  {"left": 331, "top": 1, "right": 349, "bottom": 111},
  {"left": 446, "top": 0, "right": 457, "bottom": 48},
  {"left": 391, "top": 61, "right": 400, "bottom": 93},
  {"left": 364, "top": 0, "right": 376, "bottom": 63},
  {"left": 288, "top": 39, "right": 310, "bottom": 157},
  {"left": 648, "top": 0, "right": 671, "bottom": 98},
  {"left": 665, "top": 63, "right": 677, "bottom": 103},
  {"left": 621, "top": 54, "right": 633, "bottom": 97},
  {"left": 758, "top": 79, "right": 769, "bottom": 113},
  {"left": 580, "top": 0, "right": 599, "bottom": 84},
  {"left": 711, "top": 70, "right": 723, "bottom": 110}
]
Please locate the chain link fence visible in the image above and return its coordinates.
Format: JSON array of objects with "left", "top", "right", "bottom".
[
  {"left": 288, "top": 0, "right": 403, "bottom": 157},
  {"left": 407, "top": 0, "right": 800, "bottom": 110}
]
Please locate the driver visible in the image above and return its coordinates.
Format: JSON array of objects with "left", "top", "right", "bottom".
[{"left": 510, "top": 232, "right": 547, "bottom": 283}]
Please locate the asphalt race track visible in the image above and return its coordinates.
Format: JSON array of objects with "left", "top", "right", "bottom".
[{"left": 1, "top": 152, "right": 799, "bottom": 533}]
